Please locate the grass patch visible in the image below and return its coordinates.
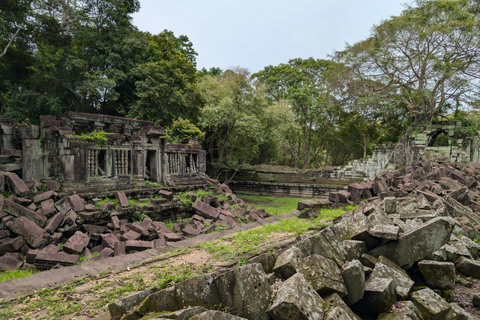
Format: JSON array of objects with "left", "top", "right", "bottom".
[
  {"left": 238, "top": 194, "right": 310, "bottom": 215},
  {"left": 0, "top": 268, "right": 38, "bottom": 282},
  {"left": 94, "top": 197, "right": 119, "bottom": 210}
]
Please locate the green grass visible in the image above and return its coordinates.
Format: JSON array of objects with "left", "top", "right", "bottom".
[
  {"left": 94, "top": 197, "right": 119, "bottom": 210},
  {"left": 237, "top": 194, "right": 310, "bottom": 215},
  {"left": 0, "top": 268, "right": 38, "bottom": 282}
]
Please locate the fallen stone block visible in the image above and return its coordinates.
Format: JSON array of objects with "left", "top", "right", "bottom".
[
  {"left": 343, "top": 240, "right": 367, "bottom": 261},
  {"left": 182, "top": 225, "right": 201, "bottom": 237},
  {"left": 63, "top": 231, "right": 90, "bottom": 254},
  {"left": 40, "top": 199, "right": 56, "bottom": 217},
  {"left": 384, "top": 197, "right": 396, "bottom": 214},
  {"left": 92, "top": 247, "right": 114, "bottom": 261},
  {"left": 341, "top": 259, "right": 365, "bottom": 305},
  {"left": 370, "top": 256, "right": 414, "bottom": 299},
  {"left": 158, "top": 190, "right": 173, "bottom": 200},
  {"left": 297, "top": 254, "right": 347, "bottom": 296},
  {"left": 272, "top": 246, "right": 305, "bottom": 279},
  {"left": 0, "top": 255, "right": 23, "bottom": 271},
  {"left": 114, "top": 241, "right": 126, "bottom": 256},
  {"left": 309, "top": 228, "right": 347, "bottom": 267},
  {"left": 333, "top": 211, "right": 378, "bottom": 249},
  {"left": 5, "top": 216, "right": 47, "bottom": 248},
  {"left": 120, "top": 230, "right": 142, "bottom": 242},
  {"left": 164, "top": 233, "right": 183, "bottom": 242},
  {"left": 3, "top": 199, "right": 47, "bottom": 227},
  {"left": 0, "top": 236, "right": 25, "bottom": 254},
  {"left": 447, "top": 302, "right": 479, "bottom": 320},
  {"left": 4, "top": 172, "right": 29, "bottom": 195},
  {"left": 368, "top": 217, "right": 454, "bottom": 268},
  {"left": 410, "top": 287, "right": 452, "bottom": 320},
  {"left": 63, "top": 210, "right": 77, "bottom": 225},
  {"left": 418, "top": 260, "right": 455, "bottom": 290},
  {"left": 34, "top": 251, "right": 79, "bottom": 269},
  {"left": 267, "top": 272, "right": 325, "bottom": 320},
  {"left": 456, "top": 256, "right": 480, "bottom": 278},
  {"left": 369, "top": 225, "right": 400, "bottom": 240},
  {"left": 323, "top": 292, "right": 360, "bottom": 320},
  {"left": 192, "top": 200, "right": 220, "bottom": 220},
  {"left": 130, "top": 224, "right": 150, "bottom": 237},
  {"left": 101, "top": 233, "right": 120, "bottom": 249},
  {"left": 33, "top": 190, "right": 55, "bottom": 204},
  {"left": 44, "top": 212, "right": 64, "bottom": 234},
  {"left": 125, "top": 240, "right": 152, "bottom": 251},
  {"left": 99, "top": 202, "right": 115, "bottom": 212},
  {"left": 115, "top": 191, "right": 129, "bottom": 207},
  {"left": 362, "top": 277, "right": 396, "bottom": 313},
  {"left": 190, "top": 310, "right": 247, "bottom": 320},
  {"left": 108, "top": 288, "right": 158, "bottom": 320}
]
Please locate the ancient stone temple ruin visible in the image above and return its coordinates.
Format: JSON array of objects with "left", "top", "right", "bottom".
[{"left": 0, "top": 112, "right": 206, "bottom": 192}]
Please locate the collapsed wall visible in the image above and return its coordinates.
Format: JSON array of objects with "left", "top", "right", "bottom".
[{"left": 113, "top": 160, "right": 480, "bottom": 320}]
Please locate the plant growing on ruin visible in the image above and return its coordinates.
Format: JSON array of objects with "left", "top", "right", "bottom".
[{"left": 65, "top": 131, "right": 113, "bottom": 146}]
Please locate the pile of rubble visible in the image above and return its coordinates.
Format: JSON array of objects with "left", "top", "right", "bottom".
[
  {"left": 0, "top": 174, "right": 270, "bottom": 272},
  {"left": 110, "top": 160, "right": 480, "bottom": 320}
]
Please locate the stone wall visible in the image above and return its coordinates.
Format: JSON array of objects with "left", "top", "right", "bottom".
[{"left": 0, "top": 112, "right": 207, "bottom": 192}]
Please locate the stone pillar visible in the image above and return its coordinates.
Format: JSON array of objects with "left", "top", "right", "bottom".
[{"left": 22, "top": 139, "right": 44, "bottom": 180}]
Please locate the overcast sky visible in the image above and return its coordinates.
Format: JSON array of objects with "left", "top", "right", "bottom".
[{"left": 132, "top": 1, "right": 410, "bottom": 74}]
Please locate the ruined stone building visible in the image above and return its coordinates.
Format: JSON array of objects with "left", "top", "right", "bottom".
[{"left": 0, "top": 112, "right": 206, "bottom": 192}]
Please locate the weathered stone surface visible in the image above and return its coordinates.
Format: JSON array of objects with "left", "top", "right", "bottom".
[
  {"left": 214, "top": 263, "right": 272, "bottom": 320},
  {"left": 67, "top": 194, "right": 85, "bottom": 212},
  {"left": 182, "top": 225, "right": 201, "bottom": 237},
  {"left": 108, "top": 289, "right": 156, "bottom": 320},
  {"left": 363, "top": 277, "right": 396, "bottom": 313},
  {"left": 0, "top": 236, "right": 25, "bottom": 254},
  {"left": 473, "top": 295, "right": 480, "bottom": 307},
  {"left": 152, "top": 306, "right": 208, "bottom": 320},
  {"left": 447, "top": 303, "right": 479, "bottom": 320},
  {"left": 297, "top": 254, "right": 347, "bottom": 296},
  {"left": 368, "top": 217, "right": 454, "bottom": 268},
  {"left": 456, "top": 256, "right": 480, "bottom": 278},
  {"left": 192, "top": 200, "right": 220, "bottom": 220},
  {"left": 63, "top": 209, "right": 76, "bottom": 225},
  {"left": 4, "top": 172, "right": 29, "bottom": 195},
  {"left": 34, "top": 251, "right": 79, "bottom": 269},
  {"left": 333, "top": 211, "right": 377, "bottom": 248},
  {"left": 0, "top": 255, "right": 23, "bottom": 271},
  {"left": 384, "top": 197, "right": 396, "bottom": 214},
  {"left": 3, "top": 199, "right": 47, "bottom": 227},
  {"left": 369, "top": 225, "right": 400, "bottom": 240},
  {"left": 324, "top": 307, "right": 357, "bottom": 320},
  {"left": 120, "top": 230, "right": 141, "bottom": 242},
  {"left": 309, "top": 228, "right": 347, "bottom": 267},
  {"left": 40, "top": 199, "right": 56, "bottom": 216},
  {"left": 370, "top": 256, "right": 414, "bottom": 298},
  {"left": 158, "top": 190, "right": 173, "bottom": 200},
  {"left": 418, "top": 260, "right": 455, "bottom": 290},
  {"left": 297, "top": 200, "right": 320, "bottom": 211},
  {"left": 267, "top": 273, "right": 325, "bottom": 320},
  {"left": 130, "top": 223, "right": 149, "bottom": 237},
  {"left": 5, "top": 216, "right": 47, "bottom": 248},
  {"left": 341, "top": 259, "right": 365, "bottom": 305},
  {"left": 101, "top": 233, "right": 119, "bottom": 249},
  {"left": 343, "top": 240, "right": 367, "bottom": 261},
  {"left": 272, "top": 246, "right": 305, "bottom": 279},
  {"left": 44, "top": 211, "right": 64, "bottom": 234},
  {"left": 189, "top": 310, "right": 247, "bottom": 320},
  {"left": 33, "top": 190, "right": 54, "bottom": 203},
  {"left": 410, "top": 287, "right": 452, "bottom": 320},
  {"left": 125, "top": 240, "right": 152, "bottom": 251},
  {"left": 115, "top": 191, "right": 129, "bottom": 207},
  {"left": 164, "top": 233, "right": 183, "bottom": 242},
  {"left": 323, "top": 292, "right": 360, "bottom": 320},
  {"left": 63, "top": 231, "right": 90, "bottom": 254}
]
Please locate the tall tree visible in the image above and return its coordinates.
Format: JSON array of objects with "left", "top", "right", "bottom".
[{"left": 336, "top": 0, "right": 480, "bottom": 124}]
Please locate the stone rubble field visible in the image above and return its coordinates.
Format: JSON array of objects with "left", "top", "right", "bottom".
[
  {"left": 111, "top": 160, "right": 480, "bottom": 320},
  {"left": 0, "top": 173, "right": 271, "bottom": 272}
]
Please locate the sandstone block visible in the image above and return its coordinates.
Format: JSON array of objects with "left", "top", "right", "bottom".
[
  {"left": 418, "top": 260, "right": 455, "bottom": 290},
  {"left": 0, "top": 236, "right": 25, "bottom": 254},
  {"left": 190, "top": 310, "right": 247, "bottom": 320},
  {"left": 297, "top": 200, "right": 320, "bottom": 211},
  {"left": 267, "top": 272, "right": 325, "bottom": 320},
  {"left": 297, "top": 254, "right": 347, "bottom": 296},
  {"left": 0, "top": 255, "right": 23, "bottom": 271},
  {"left": 3, "top": 199, "right": 47, "bottom": 227},
  {"left": 63, "top": 231, "right": 90, "bottom": 254},
  {"left": 101, "top": 233, "right": 120, "bottom": 249},
  {"left": 363, "top": 277, "right": 396, "bottom": 313},
  {"left": 272, "top": 246, "right": 304, "bottom": 279},
  {"left": 115, "top": 191, "right": 129, "bottom": 207},
  {"left": 4, "top": 172, "right": 29, "bottom": 195},
  {"left": 125, "top": 240, "right": 152, "bottom": 251},
  {"left": 368, "top": 217, "right": 454, "bottom": 268},
  {"left": 456, "top": 256, "right": 480, "bottom": 278},
  {"left": 158, "top": 190, "right": 173, "bottom": 200},
  {"left": 192, "top": 200, "right": 220, "bottom": 220},
  {"left": 369, "top": 225, "right": 400, "bottom": 240},
  {"left": 341, "top": 259, "right": 365, "bottom": 305},
  {"left": 410, "top": 287, "right": 452, "bottom": 320},
  {"left": 33, "top": 190, "right": 54, "bottom": 204},
  {"left": 323, "top": 292, "right": 360, "bottom": 320},
  {"left": 34, "top": 251, "right": 79, "bottom": 269},
  {"left": 164, "top": 233, "right": 183, "bottom": 242},
  {"left": 5, "top": 216, "right": 47, "bottom": 248},
  {"left": 370, "top": 256, "right": 414, "bottom": 299},
  {"left": 384, "top": 197, "right": 396, "bottom": 214}
]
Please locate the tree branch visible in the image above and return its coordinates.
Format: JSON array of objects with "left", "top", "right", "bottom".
[{"left": 0, "top": 21, "right": 25, "bottom": 59}]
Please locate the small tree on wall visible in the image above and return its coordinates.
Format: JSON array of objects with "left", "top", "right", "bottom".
[{"left": 166, "top": 117, "right": 205, "bottom": 144}]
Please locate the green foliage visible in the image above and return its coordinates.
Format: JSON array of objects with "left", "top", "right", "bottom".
[
  {"left": 94, "top": 198, "right": 119, "bottom": 210},
  {"left": 166, "top": 117, "right": 205, "bottom": 143},
  {"left": 0, "top": 268, "right": 38, "bottom": 282},
  {"left": 269, "top": 177, "right": 276, "bottom": 182},
  {"left": 65, "top": 131, "right": 113, "bottom": 146}
]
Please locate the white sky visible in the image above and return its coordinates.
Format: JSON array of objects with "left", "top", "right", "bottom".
[{"left": 132, "top": 0, "right": 409, "bottom": 74}]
